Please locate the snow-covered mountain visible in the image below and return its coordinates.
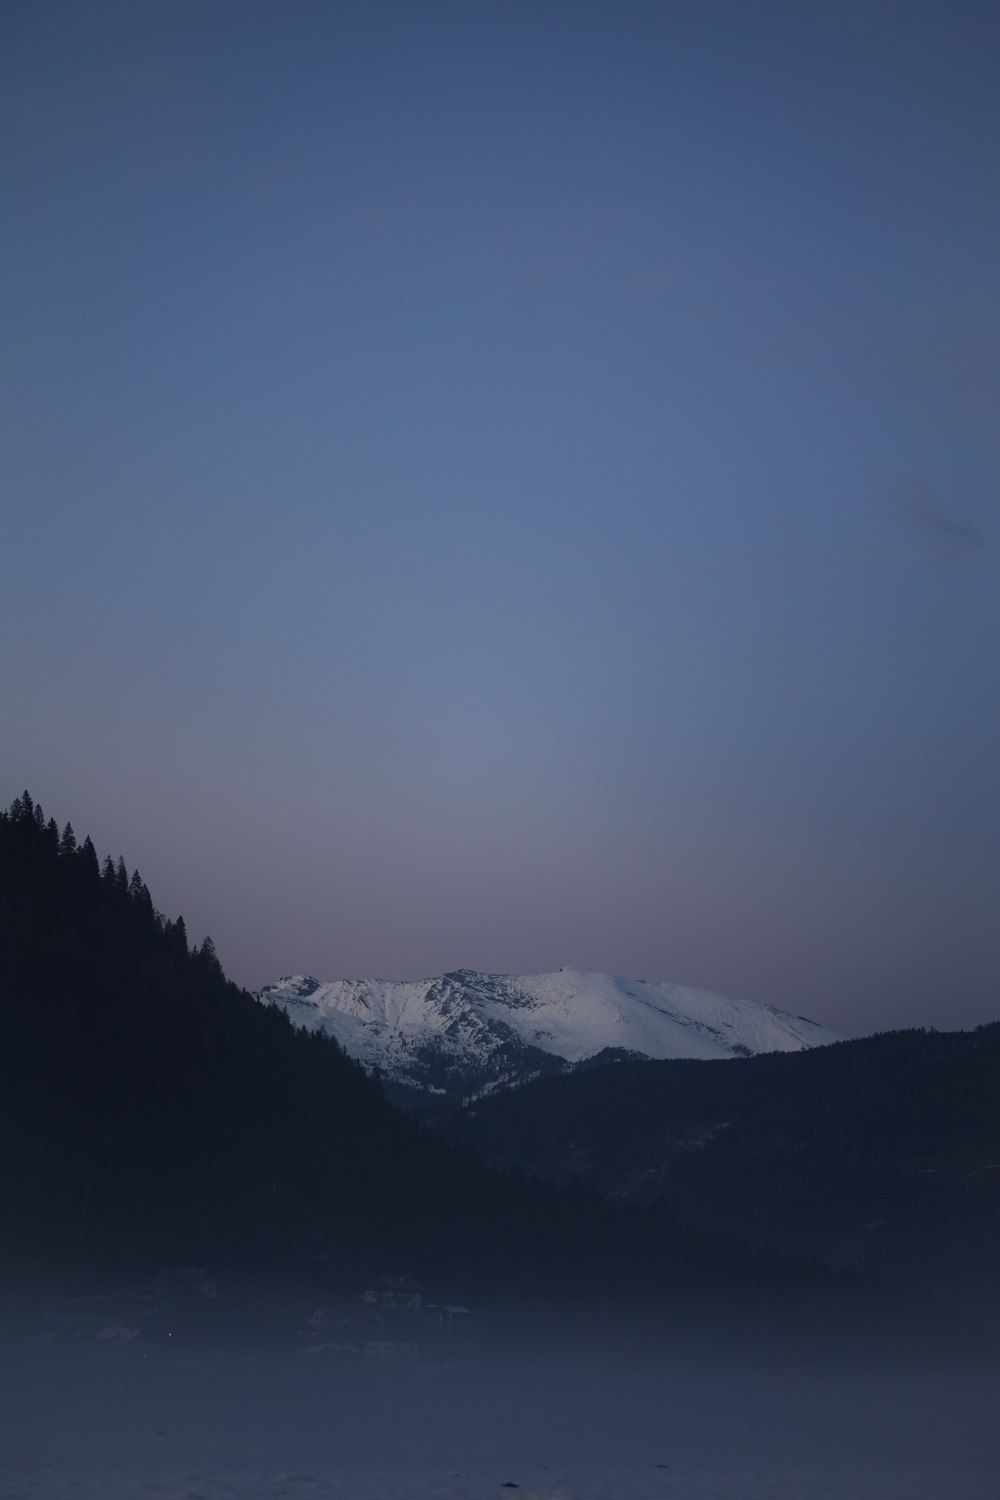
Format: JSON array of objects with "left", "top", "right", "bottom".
[{"left": 256, "top": 969, "right": 839, "bottom": 1098}]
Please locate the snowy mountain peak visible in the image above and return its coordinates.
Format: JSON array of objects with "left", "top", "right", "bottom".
[{"left": 256, "top": 969, "right": 840, "bottom": 1098}]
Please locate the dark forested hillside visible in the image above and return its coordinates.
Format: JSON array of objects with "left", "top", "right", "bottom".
[
  {"left": 438, "top": 1023, "right": 1000, "bottom": 1297},
  {"left": 0, "top": 793, "right": 391, "bottom": 1273},
  {"left": 0, "top": 793, "right": 811, "bottom": 1301}
]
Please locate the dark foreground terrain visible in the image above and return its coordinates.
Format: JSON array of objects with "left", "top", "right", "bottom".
[{"left": 3, "top": 1275, "right": 1000, "bottom": 1500}]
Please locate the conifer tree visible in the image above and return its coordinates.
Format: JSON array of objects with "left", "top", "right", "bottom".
[
  {"left": 79, "top": 836, "right": 99, "bottom": 879},
  {"left": 8, "top": 791, "right": 37, "bottom": 825},
  {"left": 165, "top": 914, "right": 188, "bottom": 956},
  {"left": 195, "top": 935, "right": 223, "bottom": 977}
]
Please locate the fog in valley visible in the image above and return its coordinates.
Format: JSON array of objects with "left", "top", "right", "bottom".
[{"left": 4, "top": 1282, "right": 1000, "bottom": 1500}]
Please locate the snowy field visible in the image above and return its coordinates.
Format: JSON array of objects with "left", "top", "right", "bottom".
[{"left": 4, "top": 1308, "right": 1000, "bottom": 1500}]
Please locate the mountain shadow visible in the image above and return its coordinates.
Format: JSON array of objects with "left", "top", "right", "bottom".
[{"left": 437, "top": 1026, "right": 1000, "bottom": 1307}]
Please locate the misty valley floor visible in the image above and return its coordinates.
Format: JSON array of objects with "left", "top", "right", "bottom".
[{"left": 4, "top": 1321, "right": 1000, "bottom": 1500}]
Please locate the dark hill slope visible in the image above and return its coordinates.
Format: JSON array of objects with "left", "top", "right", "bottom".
[
  {"left": 0, "top": 793, "right": 811, "bottom": 1302},
  {"left": 439, "top": 1027, "right": 1000, "bottom": 1295}
]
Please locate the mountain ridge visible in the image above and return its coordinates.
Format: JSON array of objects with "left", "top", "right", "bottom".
[
  {"left": 435, "top": 1023, "right": 1000, "bottom": 1306},
  {"left": 257, "top": 967, "right": 839, "bottom": 1097}
]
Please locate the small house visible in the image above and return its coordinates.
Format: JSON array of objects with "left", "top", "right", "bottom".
[{"left": 360, "top": 1274, "right": 424, "bottom": 1315}]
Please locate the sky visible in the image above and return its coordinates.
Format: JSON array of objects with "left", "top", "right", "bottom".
[{"left": 2, "top": 0, "right": 998, "bottom": 1035}]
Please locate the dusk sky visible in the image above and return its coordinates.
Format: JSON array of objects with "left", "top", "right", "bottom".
[{"left": 3, "top": 1, "right": 998, "bottom": 1035}]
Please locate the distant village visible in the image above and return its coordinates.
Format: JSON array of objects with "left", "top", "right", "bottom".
[
  {"left": 34, "top": 1268, "right": 477, "bottom": 1367},
  {"left": 307, "top": 1273, "right": 477, "bottom": 1366}
]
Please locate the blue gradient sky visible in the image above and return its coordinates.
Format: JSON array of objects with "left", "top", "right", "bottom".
[{"left": 3, "top": 1, "right": 998, "bottom": 1033}]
